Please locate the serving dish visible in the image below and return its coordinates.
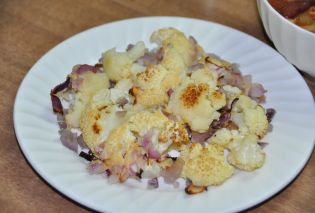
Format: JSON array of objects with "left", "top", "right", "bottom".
[{"left": 257, "top": 0, "right": 315, "bottom": 77}]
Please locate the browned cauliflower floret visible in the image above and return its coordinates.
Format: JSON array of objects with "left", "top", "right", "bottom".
[
  {"left": 190, "top": 66, "right": 218, "bottom": 89},
  {"left": 227, "top": 135, "right": 266, "bottom": 171},
  {"left": 100, "top": 110, "right": 189, "bottom": 166},
  {"left": 208, "top": 128, "right": 241, "bottom": 148},
  {"left": 131, "top": 64, "right": 181, "bottom": 107},
  {"left": 65, "top": 72, "right": 109, "bottom": 127},
  {"left": 168, "top": 77, "right": 226, "bottom": 132},
  {"left": 231, "top": 95, "right": 268, "bottom": 138},
  {"left": 181, "top": 143, "right": 234, "bottom": 186},
  {"left": 130, "top": 27, "right": 204, "bottom": 108},
  {"left": 80, "top": 79, "right": 133, "bottom": 151},
  {"left": 221, "top": 85, "right": 242, "bottom": 107},
  {"left": 150, "top": 27, "right": 204, "bottom": 67},
  {"left": 102, "top": 41, "right": 145, "bottom": 81},
  {"left": 127, "top": 110, "right": 189, "bottom": 153},
  {"left": 80, "top": 104, "right": 123, "bottom": 152},
  {"left": 101, "top": 123, "right": 139, "bottom": 165}
]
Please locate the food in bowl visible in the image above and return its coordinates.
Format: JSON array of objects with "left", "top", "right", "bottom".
[
  {"left": 268, "top": 0, "right": 315, "bottom": 32},
  {"left": 50, "top": 28, "right": 275, "bottom": 194}
]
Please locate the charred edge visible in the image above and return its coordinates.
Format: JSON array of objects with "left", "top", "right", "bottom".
[
  {"left": 50, "top": 76, "right": 71, "bottom": 114},
  {"left": 185, "top": 184, "right": 207, "bottom": 195},
  {"left": 135, "top": 169, "right": 143, "bottom": 179},
  {"left": 266, "top": 108, "right": 276, "bottom": 123},
  {"left": 185, "top": 124, "right": 192, "bottom": 141},
  {"left": 79, "top": 151, "right": 95, "bottom": 161},
  {"left": 109, "top": 80, "right": 116, "bottom": 89}
]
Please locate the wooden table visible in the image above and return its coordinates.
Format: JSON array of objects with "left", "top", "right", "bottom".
[{"left": 1, "top": 0, "right": 314, "bottom": 212}]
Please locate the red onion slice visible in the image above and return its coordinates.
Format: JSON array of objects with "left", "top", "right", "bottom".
[
  {"left": 249, "top": 83, "right": 266, "bottom": 103},
  {"left": 56, "top": 113, "right": 67, "bottom": 129},
  {"left": 147, "top": 177, "right": 159, "bottom": 189},
  {"left": 136, "top": 48, "right": 163, "bottom": 66},
  {"left": 50, "top": 77, "right": 70, "bottom": 114},
  {"left": 59, "top": 128, "right": 78, "bottom": 152},
  {"left": 73, "top": 64, "right": 98, "bottom": 75},
  {"left": 129, "top": 163, "right": 139, "bottom": 176},
  {"left": 161, "top": 158, "right": 184, "bottom": 183},
  {"left": 139, "top": 132, "right": 161, "bottom": 160},
  {"left": 71, "top": 77, "right": 84, "bottom": 91},
  {"left": 167, "top": 88, "right": 174, "bottom": 97},
  {"left": 77, "top": 134, "right": 88, "bottom": 149},
  {"left": 126, "top": 44, "right": 134, "bottom": 51},
  {"left": 191, "top": 130, "right": 214, "bottom": 143},
  {"left": 88, "top": 160, "right": 107, "bottom": 174},
  {"left": 258, "top": 142, "right": 269, "bottom": 149},
  {"left": 141, "top": 133, "right": 151, "bottom": 150},
  {"left": 147, "top": 147, "right": 161, "bottom": 160}
]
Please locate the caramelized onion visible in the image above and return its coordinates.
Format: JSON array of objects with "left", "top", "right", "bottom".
[
  {"left": 73, "top": 64, "right": 98, "bottom": 75},
  {"left": 185, "top": 184, "right": 207, "bottom": 195},
  {"left": 50, "top": 77, "right": 70, "bottom": 114},
  {"left": 258, "top": 142, "right": 269, "bottom": 149},
  {"left": 191, "top": 130, "right": 215, "bottom": 143},
  {"left": 266, "top": 108, "right": 276, "bottom": 123},
  {"left": 136, "top": 48, "right": 164, "bottom": 66}
]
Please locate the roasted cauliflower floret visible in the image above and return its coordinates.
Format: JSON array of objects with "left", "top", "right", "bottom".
[
  {"left": 101, "top": 123, "right": 138, "bottom": 163},
  {"left": 190, "top": 66, "right": 218, "bottom": 89},
  {"left": 127, "top": 110, "right": 169, "bottom": 135},
  {"left": 208, "top": 128, "right": 241, "bottom": 148},
  {"left": 181, "top": 143, "right": 234, "bottom": 186},
  {"left": 97, "top": 110, "right": 190, "bottom": 181},
  {"left": 131, "top": 64, "right": 181, "bottom": 107},
  {"left": 228, "top": 135, "right": 265, "bottom": 171},
  {"left": 109, "top": 78, "right": 133, "bottom": 104},
  {"left": 168, "top": 79, "right": 226, "bottom": 132},
  {"left": 80, "top": 104, "right": 122, "bottom": 152},
  {"left": 127, "top": 110, "right": 189, "bottom": 153},
  {"left": 231, "top": 95, "right": 268, "bottom": 138},
  {"left": 100, "top": 123, "right": 146, "bottom": 182},
  {"left": 221, "top": 85, "right": 242, "bottom": 107},
  {"left": 80, "top": 79, "right": 133, "bottom": 151},
  {"left": 129, "top": 28, "right": 206, "bottom": 108},
  {"left": 150, "top": 27, "right": 203, "bottom": 67},
  {"left": 65, "top": 72, "right": 109, "bottom": 127},
  {"left": 102, "top": 41, "right": 145, "bottom": 81}
]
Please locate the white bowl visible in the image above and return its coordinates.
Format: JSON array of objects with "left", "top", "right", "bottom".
[{"left": 257, "top": 0, "right": 315, "bottom": 77}]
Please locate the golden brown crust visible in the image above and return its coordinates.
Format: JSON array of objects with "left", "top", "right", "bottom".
[
  {"left": 181, "top": 143, "right": 234, "bottom": 186},
  {"left": 180, "top": 83, "right": 208, "bottom": 108},
  {"left": 185, "top": 184, "right": 207, "bottom": 195}
]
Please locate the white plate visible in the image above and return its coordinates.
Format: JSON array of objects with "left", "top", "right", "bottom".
[{"left": 14, "top": 17, "right": 315, "bottom": 213}]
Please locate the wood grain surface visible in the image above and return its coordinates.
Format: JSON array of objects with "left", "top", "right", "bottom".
[{"left": 0, "top": 0, "right": 314, "bottom": 212}]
